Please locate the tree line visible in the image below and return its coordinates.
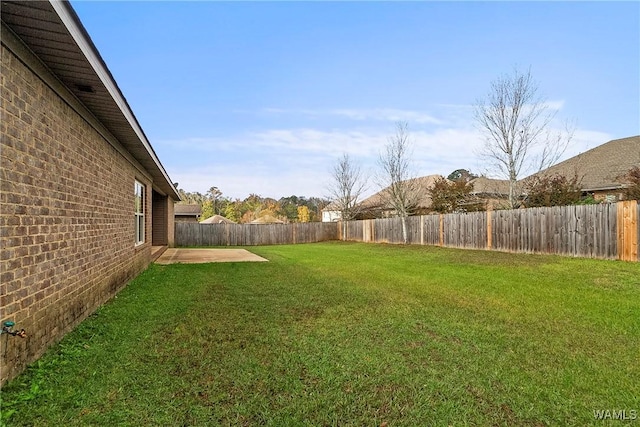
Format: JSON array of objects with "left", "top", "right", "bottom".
[{"left": 175, "top": 186, "right": 330, "bottom": 224}]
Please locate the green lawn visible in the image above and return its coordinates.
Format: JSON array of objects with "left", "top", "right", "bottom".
[{"left": 2, "top": 242, "right": 639, "bottom": 426}]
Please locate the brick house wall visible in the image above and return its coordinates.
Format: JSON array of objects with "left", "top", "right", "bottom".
[
  {"left": 592, "top": 190, "right": 625, "bottom": 203},
  {"left": 167, "top": 200, "right": 175, "bottom": 247},
  {"left": 0, "top": 38, "right": 156, "bottom": 384}
]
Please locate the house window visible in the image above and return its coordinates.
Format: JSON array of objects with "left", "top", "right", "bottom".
[{"left": 134, "top": 180, "right": 145, "bottom": 245}]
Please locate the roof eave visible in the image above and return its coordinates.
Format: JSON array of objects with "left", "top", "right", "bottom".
[
  {"left": 581, "top": 184, "right": 625, "bottom": 192},
  {"left": 49, "top": 1, "right": 179, "bottom": 200}
]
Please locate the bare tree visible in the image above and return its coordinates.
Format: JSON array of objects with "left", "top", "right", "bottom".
[
  {"left": 327, "top": 153, "right": 368, "bottom": 237},
  {"left": 207, "top": 186, "right": 223, "bottom": 215},
  {"left": 474, "top": 67, "right": 574, "bottom": 208},
  {"left": 377, "top": 122, "right": 422, "bottom": 244}
]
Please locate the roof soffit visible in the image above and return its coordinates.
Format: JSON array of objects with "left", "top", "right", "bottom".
[{"left": 1, "top": 0, "right": 179, "bottom": 199}]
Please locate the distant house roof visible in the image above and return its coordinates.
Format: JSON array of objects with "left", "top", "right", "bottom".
[
  {"left": 322, "top": 198, "right": 359, "bottom": 212},
  {"left": 360, "top": 174, "right": 444, "bottom": 212},
  {"left": 250, "top": 214, "right": 285, "bottom": 224},
  {"left": 174, "top": 204, "right": 202, "bottom": 216},
  {"left": 469, "top": 177, "right": 510, "bottom": 196},
  {"left": 200, "top": 215, "right": 235, "bottom": 224},
  {"left": 326, "top": 175, "right": 509, "bottom": 216},
  {"left": 523, "top": 136, "right": 640, "bottom": 191},
  {"left": 1, "top": 1, "right": 179, "bottom": 200}
]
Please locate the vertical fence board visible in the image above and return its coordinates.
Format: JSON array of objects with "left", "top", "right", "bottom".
[
  {"left": 618, "top": 200, "right": 639, "bottom": 261},
  {"left": 408, "top": 216, "right": 421, "bottom": 245},
  {"left": 423, "top": 215, "right": 439, "bottom": 246}
]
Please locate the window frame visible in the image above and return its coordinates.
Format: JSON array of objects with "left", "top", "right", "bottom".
[{"left": 134, "top": 180, "right": 145, "bottom": 246}]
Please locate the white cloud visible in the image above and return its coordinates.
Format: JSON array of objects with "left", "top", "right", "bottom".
[
  {"left": 166, "top": 126, "right": 487, "bottom": 199},
  {"left": 411, "top": 128, "right": 485, "bottom": 176},
  {"left": 261, "top": 107, "right": 443, "bottom": 124},
  {"left": 329, "top": 108, "right": 443, "bottom": 124},
  {"left": 544, "top": 100, "right": 566, "bottom": 111},
  {"left": 170, "top": 164, "right": 332, "bottom": 200},
  {"left": 158, "top": 128, "right": 388, "bottom": 159},
  {"left": 162, "top": 108, "right": 612, "bottom": 200},
  {"left": 249, "top": 128, "right": 387, "bottom": 158}
]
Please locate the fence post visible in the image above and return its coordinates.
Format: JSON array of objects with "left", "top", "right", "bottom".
[
  {"left": 439, "top": 214, "right": 444, "bottom": 247},
  {"left": 617, "top": 200, "right": 638, "bottom": 261},
  {"left": 486, "top": 209, "right": 492, "bottom": 250}
]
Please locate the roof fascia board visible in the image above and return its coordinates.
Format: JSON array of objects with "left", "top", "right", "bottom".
[
  {"left": 50, "top": 0, "right": 179, "bottom": 199},
  {"left": 1, "top": 21, "right": 153, "bottom": 184},
  {"left": 582, "top": 185, "right": 624, "bottom": 192}
]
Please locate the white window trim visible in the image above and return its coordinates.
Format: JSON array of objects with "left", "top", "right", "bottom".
[{"left": 135, "top": 180, "right": 145, "bottom": 246}]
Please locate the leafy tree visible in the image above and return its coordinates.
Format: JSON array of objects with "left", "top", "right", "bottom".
[
  {"left": 428, "top": 177, "right": 484, "bottom": 213},
  {"left": 307, "top": 197, "right": 331, "bottom": 222},
  {"left": 447, "top": 169, "right": 478, "bottom": 182},
  {"left": 207, "top": 186, "right": 223, "bottom": 215},
  {"left": 240, "top": 211, "right": 254, "bottom": 223},
  {"left": 262, "top": 198, "right": 279, "bottom": 213},
  {"left": 224, "top": 202, "right": 240, "bottom": 223},
  {"left": 200, "top": 200, "right": 214, "bottom": 220},
  {"left": 244, "top": 193, "right": 263, "bottom": 211},
  {"left": 523, "top": 174, "right": 582, "bottom": 207},
  {"left": 176, "top": 189, "right": 207, "bottom": 205},
  {"left": 297, "top": 205, "right": 310, "bottom": 223},
  {"left": 278, "top": 196, "right": 299, "bottom": 222},
  {"left": 176, "top": 185, "right": 330, "bottom": 223},
  {"left": 276, "top": 195, "right": 329, "bottom": 222},
  {"left": 621, "top": 166, "right": 640, "bottom": 201},
  {"left": 238, "top": 193, "right": 264, "bottom": 222}
]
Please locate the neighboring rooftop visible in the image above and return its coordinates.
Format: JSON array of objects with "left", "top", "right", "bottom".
[
  {"left": 469, "top": 177, "right": 510, "bottom": 196},
  {"left": 327, "top": 136, "right": 639, "bottom": 217},
  {"left": 200, "top": 215, "right": 236, "bottom": 224},
  {"left": 360, "top": 174, "right": 444, "bottom": 213},
  {"left": 174, "top": 204, "right": 202, "bottom": 216},
  {"left": 250, "top": 214, "right": 285, "bottom": 224},
  {"left": 524, "top": 135, "right": 640, "bottom": 191}
]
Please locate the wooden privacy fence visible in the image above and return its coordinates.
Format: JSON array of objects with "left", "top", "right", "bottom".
[
  {"left": 338, "top": 201, "right": 639, "bottom": 261},
  {"left": 175, "top": 222, "right": 338, "bottom": 247},
  {"left": 175, "top": 201, "right": 638, "bottom": 261}
]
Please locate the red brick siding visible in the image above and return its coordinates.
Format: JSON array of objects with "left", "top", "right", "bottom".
[{"left": 1, "top": 44, "right": 153, "bottom": 384}]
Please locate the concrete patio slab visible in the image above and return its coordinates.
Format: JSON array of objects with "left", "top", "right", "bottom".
[{"left": 155, "top": 248, "right": 268, "bottom": 264}]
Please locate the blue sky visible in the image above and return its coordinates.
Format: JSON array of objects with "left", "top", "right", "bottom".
[{"left": 71, "top": 1, "right": 639, "bottom": 200}]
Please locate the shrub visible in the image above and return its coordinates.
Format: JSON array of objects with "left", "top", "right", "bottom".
[
  {"left": 428, "top": 177, "right": 485, "bottom": 213},
  {"left": 620, "top": 166, "right": 640, "bottom": 201},
  {"left": 524, "top": 174, "right": 582, "bottom": 207}
]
